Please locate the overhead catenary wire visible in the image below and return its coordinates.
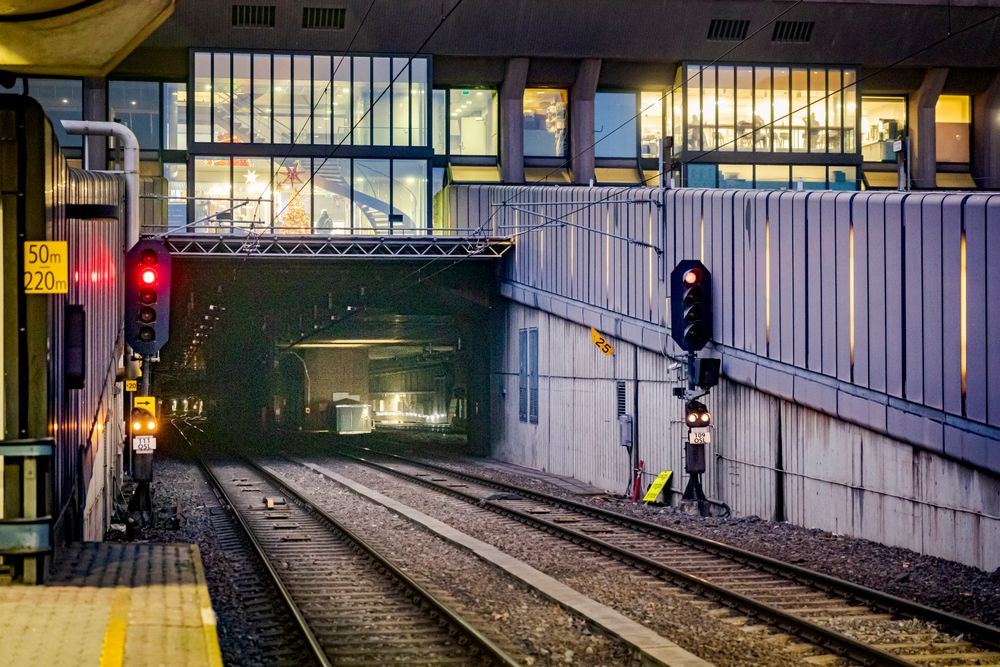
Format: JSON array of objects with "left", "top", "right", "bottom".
[
  {"left": 433, "top": 5, "right": 1000, "bottom": 264},
  {"left": 248, "top": 0, "right": 379, "bottom": 225},
  {"left": 229, "top": 4, "right": 1000, "bottom": 356},
  {"left": 270, "top": 0, "right": 468, "bottom": 225},
  {"left": 284, "top": 5, "right": 1000, "bottom": 350}
]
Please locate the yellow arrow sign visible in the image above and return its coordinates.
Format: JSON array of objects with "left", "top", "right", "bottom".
[
  {"left": 590, "top": 327, "right": 615, "bottom": 356},
  {"left": 642, "top": 470, "right": 673, "bottom": 503},
  {"left": 134, "top": 395, "right": 156, "bottom": 417}
]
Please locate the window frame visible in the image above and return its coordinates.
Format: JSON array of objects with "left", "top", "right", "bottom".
[
  {"left": 677, "top": 62, "right": 862, "bottom": 158},
  {"left": 522, "top": 87, "right": 570, "bottom": 159},
  {"left": 593, "top": 89, "right": 640, "bottom": 160},
  {"left": 187, "top": 48, "right": 433, "bottom": 157}
]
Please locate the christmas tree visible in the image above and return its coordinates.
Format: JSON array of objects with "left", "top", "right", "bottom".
[
  {"left": 276, "top": 162, "right": 309, "bottom": 233},
  {"left": 278, "top": 190, "right": 309, "bottom": 233}
]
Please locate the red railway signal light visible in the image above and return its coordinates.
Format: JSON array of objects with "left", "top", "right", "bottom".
[{"left": 125, "top": 240, "right": 171, "bottom": 355}]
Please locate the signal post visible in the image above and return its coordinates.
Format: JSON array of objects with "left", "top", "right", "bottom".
[
  {"left": 124, "top": 240, "right": 171, "bottom": 525},
  {"left": 670, "top": 260, "right": 720, "bottom": 517}
]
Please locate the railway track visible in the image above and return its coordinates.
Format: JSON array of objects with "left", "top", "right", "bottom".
[
  {"left": 193, "top": 450, "right": 517, "bottom": 666},
  {"left": 313, "top": 441, "right": 1000, "bottom": 667}
]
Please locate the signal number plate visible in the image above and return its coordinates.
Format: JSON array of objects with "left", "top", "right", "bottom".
[
  {"left": 133, "top": 435, "right": 157, "bottom": 453},
  {"left": 688, "top": 428, "right": 711, "bottom": 445}
]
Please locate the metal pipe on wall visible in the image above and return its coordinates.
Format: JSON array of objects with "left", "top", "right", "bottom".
[{"left": 60, "top": 120, "right": 140, "bottom": 250}]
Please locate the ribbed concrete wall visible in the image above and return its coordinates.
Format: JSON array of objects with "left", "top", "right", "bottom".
[
  {"left": 492, "top": 302, "right": 1000, "bottom": 570},
  {"left": 451, "top": 185, "right": 1000, "bottom": 477}
]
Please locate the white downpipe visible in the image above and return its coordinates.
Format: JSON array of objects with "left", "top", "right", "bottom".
[{"left": 61, "top": 120, "right": 140, "bottom": 250}]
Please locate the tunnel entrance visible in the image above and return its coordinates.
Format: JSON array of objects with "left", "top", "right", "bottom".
[{"left": 158, "top": 257, "right": 496, "bottom": 452}]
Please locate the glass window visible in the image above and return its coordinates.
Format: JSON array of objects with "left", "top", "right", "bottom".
[
  {"left": 861, "top": 96, "right": 905, "bottom": 162},
  {"left": 163, "top": 82, "right": 187, "bottom": 150},
  {"left": 829, "top": 166, "right": 858, "bottom": 191},
  {"left": 843, "top": 70, "right": 857, "bottom": 152},
  {"left": 313, "top": 158, "right": 352, "bottom": 233},
  {"left": 640, "top": 91, "right": 663, "bottom": 158},
  {"left": 313, "top": 55, "right": 332, "bottom": 145},
  {"left": 717, "top": 66, "right": 735, "bottom": 152},
  {"left": 194, "top": 52, "right": 212, "bottom": 143},
  {"left": 594, "top": 91, "right": 637, "bottom": 158},
  {"left": 372, "top": 57, "right": 391, "bottom": 145},
  {"left": 735, "top": 66, "right": 754, "bottom": 151},
  {"left": 17, "top": 78, "right": 83, "bottom": 148},
  {"left": 935, "top": 94, "right": 971, "bottom": 163},
  {"left": 687, "top": 163, "right": 717, "bottom": 188},
  {"left": 718, "top": 164, "right": 753, "bottom": 188},
  {"left": 108, "top": 81, "right": 159, "bottom": 149},
  {"left": 686, "top": 65, "right": 701, "bottom": 151},
  {"left": 273, "top": 157, "right": 311, "bottom": 232},
  {"left": 753, "top": 67, "right": 771, "bottom": 151},
  {"left": 232, "top": 54, "right": 251, "bottom": 143},
  {"left": 164, "top": 163, "right": 187, "bottom": 230},
  {"left": 771, "top": 67, "right": 789, "bottom": 152},
  {"left": 755, "top": 164, "right": 790, "bottom": 189},
  {"left": 790, "top": 68, "right": 808, "bottom": 152},
  {"left": 292, "top": 55, "right": 311, "bottom": 143},
  {"left": 232, "top": 156, "right": 272, "bottom": 228},
  {"left": 393, "top": 159, "right": 427, "bottom": 232},
  {"left": 392, "top": 58, "right": 410, "bottom": 146},
  {"left": 523, "top": 88, "right": 568, "bottom": 157},
  {"left": 792, "top": 165, "right": 826, "bottom": 189},
  {"left": 701, "top": 67, "right": 716, "bottom": 151},
  {"left": 827, "top": 70, "right": 843, "bottom": 153},
  {"left": 432, "top": 89, "right": 447, "bottom": 154},
  {"left": 332, "top": 56, "right": 350, "bottom": 144},
  {"left": 432, "top": 166, "right": 447, "bottom": 232},
  {"left": 410, "top": 58, "right": 427, "bottom": 147},
  {"left": 354, "top": 158, "right": 390, "bottom": 232},
  {"left": 192, "top": 156, "right": 231, "bottom": 229},
  {"left": 352, "top": 57, "right": 371, "bottom": 146},
  {"left": 664, "top": 89, "right": 673, "bottom": 148},
  {"left": 449, "top": 89, "right": 498, "bottom": 156},
  {"left": 809, "top": 68, "right": 826, "bottom": 153},
  {"left": 272, "top": 55, "right": 292, "bottom": 143},
  {"left": 672, "top": 69, "right": 683, "bottom": 154},
  {"left": 213, "top": 52, "right": 231, "bottom": 142},
  {"left": 252, "top": 53, "right": 271, "bottom": 143}
]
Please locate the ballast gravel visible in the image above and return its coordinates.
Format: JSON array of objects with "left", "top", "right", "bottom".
[
  {"left": 261, "top": 460, "right": 639, "bottom": 667},
  {"left": 350, "top": 434, "right": 1000, "bottom": 628},
  {"left": 427, "top": 453, "right": 1000, "bottom": 628},
  {"left": 138, "top": 455, "right": 315, "bottom": 667},
  {"left": 286, "top": 456, "right": 833, "bottom": 667}
]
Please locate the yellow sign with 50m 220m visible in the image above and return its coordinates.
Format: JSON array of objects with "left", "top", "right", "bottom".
[{"left": 23, "top": 241, "right": 69, "bottom": 294}]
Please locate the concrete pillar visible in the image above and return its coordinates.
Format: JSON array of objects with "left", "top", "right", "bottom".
[
  {"left": 570, "top": 58, "right": 601, "bottom": 185},
  {"left": 82, "top": 77, "right": 107, "bottom": 170},
  {"left": 908, "top": 68, "right": 948, "bottom": 189},
  {"left": 973, "top": 71, "right": 1000, "bottom": 190},
  {"left": 500, "top": 57, "right": 529, "bottom": 183}
]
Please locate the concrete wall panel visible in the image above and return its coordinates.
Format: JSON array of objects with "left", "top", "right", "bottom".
[{"left": 492, "top": 302, "right": 1000, "bottom": 569}]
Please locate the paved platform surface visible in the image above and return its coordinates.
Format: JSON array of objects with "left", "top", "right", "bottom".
[{"left": 0, "top": 542, "right": 222, "bottom": 667}]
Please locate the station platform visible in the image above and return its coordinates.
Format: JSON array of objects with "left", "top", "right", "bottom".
[{"left": 0, "top": 542, "right": 223, "bottom": 667}]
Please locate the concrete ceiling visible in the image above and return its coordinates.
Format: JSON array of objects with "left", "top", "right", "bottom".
[{"left": 0, "top": 0, "right": 173, "bottom": 76}]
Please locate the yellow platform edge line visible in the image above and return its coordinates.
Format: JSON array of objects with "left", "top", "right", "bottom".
[
  {"left": 99, "top": 587, "right": 131, "bottom": 667},
  {"left": 190, "top": 544, "right": 224, "bottom": 667}
]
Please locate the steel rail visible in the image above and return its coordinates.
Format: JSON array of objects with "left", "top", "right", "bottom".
[
  {"left": 172, "top": 424, "right": 330, "bottom": 667},
  {"left": 246, "top": 457, "right": 520, "bottom": 667},
  {"left": 316, "top": 443, "right": 997, "bottom": 665},
  {"left": 352, "top": 439, "right": 1000, "bottom": 649}
]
